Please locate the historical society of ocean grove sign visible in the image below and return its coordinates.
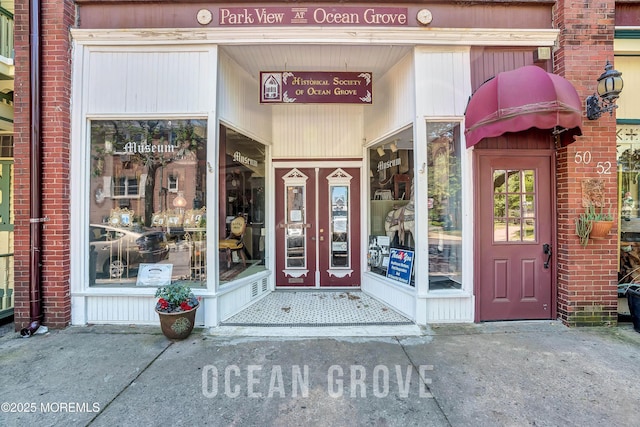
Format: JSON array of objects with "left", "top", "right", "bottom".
[{"left": 260, "top": 71, "right": 372, "bottom": 104}]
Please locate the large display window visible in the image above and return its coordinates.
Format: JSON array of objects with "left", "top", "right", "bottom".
[
  {"left": 618, "top": 124, "right": 640, "bottom": 283},
  {"left": 427, "top": 122, "right": 463, "bottom": 290},
  {"left": 88, "top": 119, "right": 207, "bottom": 287},
  {"left": 218, "top": 126, "right": 267, "bottom": 284},
  {"left": 367, "top": 130, "right": 415, "bottom": 286}
]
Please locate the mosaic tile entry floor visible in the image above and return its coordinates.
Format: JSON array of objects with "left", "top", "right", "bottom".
[{"left": 221, "top": 291, "right": 413, "bottom": 327}]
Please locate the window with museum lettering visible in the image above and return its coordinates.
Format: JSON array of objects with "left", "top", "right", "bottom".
[
  {"left": 367, "top": 129, "right": 415, "bottom": 286},
  {"left": 218, "top": 125, "right": 267, "bottom": 284},
  {"left": 88, "top": 119, "right": 207, "bottom": 287}
]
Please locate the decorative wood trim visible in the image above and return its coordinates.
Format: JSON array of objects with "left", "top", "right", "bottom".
[{"left": 71, "top": 28, "right": 559, "bottom": 47}]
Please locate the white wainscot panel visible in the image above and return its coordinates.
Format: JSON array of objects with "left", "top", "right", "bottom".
[
  {"left": 218, "top": 276, "right": 270, "bottom": 322},
  {"left": 423, "top": 294, "right": 474, "bottom": 323},
  {"left": 86, "top": 295, "right": 206, "bottom": 326},
  {"left": 362, "top": 274, "right": 415, "bottom": 321}
]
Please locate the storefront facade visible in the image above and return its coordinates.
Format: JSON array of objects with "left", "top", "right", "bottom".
[
  {"left": 12, "top": 1, "right": 629, "bottom": 330},
  {"left": 616, "top": 25, "right": 640, "bottom": 299}
]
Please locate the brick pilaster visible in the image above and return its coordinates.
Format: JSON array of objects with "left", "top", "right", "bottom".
[
  {"left": 554, "top": 0, "right": 618, "bottom": 326},
  {"left": 14, "top": 1, "right": 75, "bottom": 329}
]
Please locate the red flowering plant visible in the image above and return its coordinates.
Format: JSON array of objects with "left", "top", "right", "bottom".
[{"left": 155, "top": 283, "right": 199, "bottom": 313}]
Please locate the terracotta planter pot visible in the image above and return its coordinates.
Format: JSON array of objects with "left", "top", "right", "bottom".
[
  {"left": 589, "top": 220, "right": 613, "bottom": 240},
  {"left": 156, "top": 305, "right": 198, "bottom": 340}
]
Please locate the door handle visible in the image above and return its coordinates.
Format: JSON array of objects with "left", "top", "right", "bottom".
[{"left": 543, "top": 243, "right": 552, "bottom": 269}]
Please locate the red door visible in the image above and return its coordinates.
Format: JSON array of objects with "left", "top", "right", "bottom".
[
  {"left": 477, "top": 152, "right": 554, "bottom": 320},
  {"left": 275, "top": 165, "right": 361, "bottom": 287}
]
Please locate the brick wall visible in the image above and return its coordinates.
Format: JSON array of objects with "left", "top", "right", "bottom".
[
  {"left": 554, "top": 0, "right": 618, "bottom": 326},
  {"left": 13, "top": 1, "right": 76, "bottom": 329}
]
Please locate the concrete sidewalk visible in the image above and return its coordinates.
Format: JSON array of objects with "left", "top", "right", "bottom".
[{"left": 0, "top": 321, "right": 639, "bottom": 427}]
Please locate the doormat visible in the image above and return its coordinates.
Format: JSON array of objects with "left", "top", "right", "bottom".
[{"left": 221, "top": 291, "right": 414, "bottom": 327}]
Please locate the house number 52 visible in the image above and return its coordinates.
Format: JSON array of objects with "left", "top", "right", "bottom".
[{"left": 574, "top": 151, "right": 611, "bottom": 174}]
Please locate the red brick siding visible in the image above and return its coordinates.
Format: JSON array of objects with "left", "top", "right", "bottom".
[
  {"left": 13, "top": 1, "right": 76, "bottom": 330},
  {"left": 553, "top": 0, "right": 618, "bottom": 326}
]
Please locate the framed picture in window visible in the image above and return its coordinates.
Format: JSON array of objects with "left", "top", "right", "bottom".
[
  {"left": 166, "top": 209, "right": 183, "bottom": 227},
  {"left": 184, "top": 207, "right": 206, "bottom": 228},
  {"left": 151, "top": 212, "right": 166, "bottom": 227},
  {"left": 109, "top": 207, "right": 134, "bottom": 227}
]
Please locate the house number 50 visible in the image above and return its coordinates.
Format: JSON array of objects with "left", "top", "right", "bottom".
[{"left": 574, "top": 151, "right": 611, "bottom": 174}]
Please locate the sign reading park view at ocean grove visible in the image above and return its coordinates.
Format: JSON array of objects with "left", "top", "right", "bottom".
[
  {"left": 260, "top": 72, "right": 373, "bottom": 104},
  {"left": 219, "top": 7, "right": 409, "bottom": 26}
]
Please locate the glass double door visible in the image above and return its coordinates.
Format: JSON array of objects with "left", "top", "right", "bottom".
[{"left": 275, "top": 165, "right": 360, "bottom": 287}]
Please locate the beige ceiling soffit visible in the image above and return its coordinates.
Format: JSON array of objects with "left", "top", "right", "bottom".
[{"left": 70, "top": 28, "right": 559, "bottom": 47}]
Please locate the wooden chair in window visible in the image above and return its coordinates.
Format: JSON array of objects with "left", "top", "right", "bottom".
[
  {"left": 394, "top": 174, "right": 411, "bottom": 200},
  {"left": 219, "top": 215, "right": 247, "bottom": 269}
]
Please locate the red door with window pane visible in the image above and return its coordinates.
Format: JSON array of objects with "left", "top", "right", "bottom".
[
  {"left": 275, "top": 165, "right": 361, "bottom": 287},
  {"left": 476, "top": 151, "right": 554, "bottom": 320}
]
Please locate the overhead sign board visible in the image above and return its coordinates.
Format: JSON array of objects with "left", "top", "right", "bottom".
[
  {"left": 260, "top": 71, "right": 372, "bottom": 104},
  {"left": 219, "top": 7, "right": 409, "bottom": 27}
]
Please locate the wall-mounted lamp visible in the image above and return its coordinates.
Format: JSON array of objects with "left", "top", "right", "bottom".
[
  {"left": 377, "top": 146, "right": 386, "bottom": 157},
  {"left": 390, "top": 140, "right": 398, "bottom": 153},
  {"left": 173, "top": 191, "right": 187, "bottom": 214},
  {"left": 586, "top": 60, "right": 624, "bottom": 120}
]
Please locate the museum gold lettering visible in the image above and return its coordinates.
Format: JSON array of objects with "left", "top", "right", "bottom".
[
  {"left": 123, "top": 142, "right": 176, "bottom": 154},
  {"left": 233, "top": 151, "right": 259, "bottom": 167},
  {"left": 377, "top": 158, "right": 401, "bottom": 172}
]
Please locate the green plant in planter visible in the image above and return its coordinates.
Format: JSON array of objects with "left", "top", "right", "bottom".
[
  {"left": 155, "top": 283, "right": 199, "bottom": 313},
  {"left": 155, "top": 283, "right": 200, "bottom": 340},
  {"left": 585, "top": 204, "right": 614, "bottom": 221},
  {"left": 575, "top": 212, "right": 593, "bottom": 247},
  {"left": 575, "top": 204, "right": 614, "bottom": 247}
]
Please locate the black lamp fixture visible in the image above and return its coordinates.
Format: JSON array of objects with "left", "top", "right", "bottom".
[{"left": 585, "top": 60, "right": 624, "bottom": 120}]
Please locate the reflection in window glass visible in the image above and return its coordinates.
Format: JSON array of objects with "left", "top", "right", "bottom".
[
  {"left": 331, "top": 185, "right": 349, "bottom": 268},
  {"left": 367, "top": 130, "right": 415, "bottom": 286},
  {"left": 428, "top": 122, "right": 463, "bottom": 290},
  {"left": 286, "top": 185, "right": 306, "bottom": 268},
  {"left": 88, "top": 120, "right": 207, "bottom": 287},
  {"left": 493, "top": 169, "right": 536, "bottom": 243},
  {"left": 218, "top": 126, "right": 267, "bottom": 283},
  {"left": 618, "top": 126, "right": 640, "bottom": 282}
]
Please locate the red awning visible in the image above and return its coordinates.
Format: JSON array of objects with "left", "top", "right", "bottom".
[{"left": 464, "top": 66, "right": 583, "bottom": 148}]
